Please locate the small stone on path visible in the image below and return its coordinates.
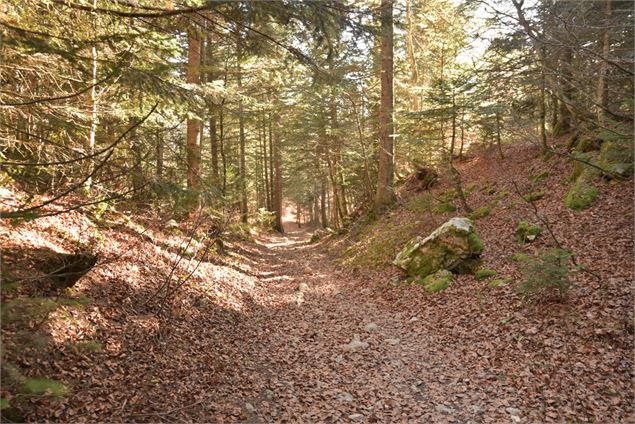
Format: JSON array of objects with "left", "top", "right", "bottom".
[
  {"left": 364, "top": 322, "right": 379, "bottom": 331},
  {"left": 336, "top": 392, "right": 354, "bottom": 403},
  {"left": 341, "top": 334, "right": 369, "bottom": 351},
  {"left": 298, "top": 282, "right": 309, "bottom": 292}
]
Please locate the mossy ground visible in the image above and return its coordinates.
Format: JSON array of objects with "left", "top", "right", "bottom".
[
  {"left": 344, "top": 220, "right": 419, "bottom": 269},
  {"left": 474, "top": 268, "right": 497, "bottom": 280},
  {"left": 565, "top": 177, "right": 598, "bottom": 210},
  {"left": 469, "top": 206, "right": 491, "bottom": 221}
]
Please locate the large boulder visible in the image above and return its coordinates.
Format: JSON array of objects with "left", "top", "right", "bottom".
[{"left": 393, "top": 217, "right": 483, "bottom": 278}]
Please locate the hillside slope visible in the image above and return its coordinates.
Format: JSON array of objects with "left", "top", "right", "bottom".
[
  {"left": 327, "top": 142, "right": 634, "bottom": 421},
  {"left": 1, "top": 142, "right": 633, "bottom": 423}
]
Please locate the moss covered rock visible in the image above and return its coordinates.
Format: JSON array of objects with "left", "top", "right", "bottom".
[
  {"left": 394, "top": 217, "right": 483, "bottom": 279},
  {"left": 417, "top": 269, "right": 453, "bottom": 293}
]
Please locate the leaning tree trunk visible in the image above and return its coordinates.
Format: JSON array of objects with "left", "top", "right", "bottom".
[{"left": 374, "top": 0, "right": 395, "bottom": 211}]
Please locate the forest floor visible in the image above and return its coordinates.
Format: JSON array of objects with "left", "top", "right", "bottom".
[{"left": 2, "top": 142, "right": 633, "bottom": 423}]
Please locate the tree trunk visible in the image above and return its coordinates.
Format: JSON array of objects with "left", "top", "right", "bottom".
[
  {"left": 209, "top": 106, "right": 220, "bottom": 189},
  {"left": 219, "top": 105, "right": 227, "bottom": 195},
  {"left": 268, "top": 113, "right": 275, "bottom": 212},
  {"left": 458, "top": 106, "right": 466, "bottom": 160},
  {"left": 540, "top": 51, "right": 548, "bottom": 152},
  {"left": 272, "top": 126, "right": 283, "bottom": 233},
  {"left": 374, "top": 0, "right": 395, "bottom": 211},
  {"left": 85, "top": 0, "right": 98, "bottom": 191},
  {"left": 557, "top": 46, "right": 573, "bottom": 133},
  {"left": 186, "top": 27, "right": 201, "bottom": 199},
  {"left": 262, "top": 114, "right": 271, "bottom": 211},
  {"left": 495, "top": 110, "right": 504, "bottom": 159},
  {"left": 405, "top": 0, "right": 419, "bottom": 111},
  {"left": 156, "top": 131, "right": 163, "bottom": 179},
  {"left": 450, "top": 91, "right": 456, "bottom": 159},
  {"left": 237, "top": 33, "right": 248, "bottom": 223},
  {"left": 595, "top": 0, "right": 612, "bottom": 124}
]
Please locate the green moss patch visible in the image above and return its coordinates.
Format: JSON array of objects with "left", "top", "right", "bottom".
[
  {"left": 469, "top": 206, "right": 491, "bottom": 221},
  {"left": 598, "top": 139, "right": 634, "bottom": 178},
  {"left": 516, "top": 220, "right": 542, "bottom": 243},
  {"left": 511, "top": 252, "right": 529, "bottom": 262},
  {"left": 404, "top": 193, "right": 433, "bottom": 214},
  {"left": 433, "top": 202, "right": 456, "bottom": 214},
  {"left": 523, "top": 191, "right": 545, "bottom": 202},
  {"left": 417, "top": 269, "right": 453, "bottom": 293},
  {"left": 474, "top": 268, "right": 497, "bottom": 280},
  {"left": 529, "top": 171, "right": 550, "bottom": 184},
  {"left": 23, "top": 378, "right": 69, "bottom": 397},
  {"left": 565, "top": 178, "right": 598, "bottom": 210},
  {"left": 489, "top": 278, "right": 512, "bottom": 288},
  {"left": 2, "top": 297, "right": 59, "bottom": 324}
]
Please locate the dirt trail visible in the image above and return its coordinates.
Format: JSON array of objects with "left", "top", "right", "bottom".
[{"left": 220, "top": 220, "right": 520, "bottom": 423}]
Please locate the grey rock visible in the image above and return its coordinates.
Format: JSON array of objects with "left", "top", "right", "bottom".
[
  {"left": 506, "top": 407, "right": 521, "bottom": 416},
  {"left": 384, "top": 338, "right": 401, "bottom": 345},
  {"left": 348, "top": 413, "right": 364, "bottom": 421},
  {"left": 336, "top": 392, "right": 354, "bottom": 403},
  {"left": 364, "top": 322, "right": 379, "bottom": 331},
  {"left": 244, "top": 402, "right": 256, "bottom": 413},
  {"left": 435, "top": 404, "right": 454, "bottom": 415},
  {"left": 341, "top": 334, "right": 369, "bottom": 352}
]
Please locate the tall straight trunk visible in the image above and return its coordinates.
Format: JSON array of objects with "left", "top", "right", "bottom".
[
  {"left": 495, "top": 110, "right": 504, "bottom": 159},
  {"left": 540, "top": 51, "right": 548, "bottom": 152},
  {"left": 209, "top": 106, "right": 220, "bottom": 189},
  {"left": 449, "top": 91, "right": 456, "bottom": 159},
  {"left": 85, "top": 0, "right": 98, "bottom": 191},
  {"left": 156, "top": 131, "right": 163, "bottom": 179},
  {"left": 550, "top": 94, "right": 558, "bottom": 134},
  {"left": 458, "top": 106, "right": 466, "bottom": 160},
  {"left": 595, "top": 0, "right": 612, "bottom": 124},
  {"left": 405, "top": 0, "right": 419, "bottom": 111},
  {"left": 261, "top": 114, "right": 271, "bottom": 210},
  {"left": 272, "top": 126, "right": 283, "bottom": 233},
  {"left": 325, "top": 152, "right": 341, "bottom": 228},
  {"left": 255, "top": 137, "right": 261, "bottom": 209},
  {"left": 349, "top": 94, "right": 373, "bottom": 202},
  {"left": 186, "top": 27, "right": 201, "bottom": 198},
  {"left": 557, "top": 46, "right": 573, "bottom": 133},
  {"left": 320, "top": 174, "right": 328, "bottom": 228},
  {"left": 329, "top": 93, "right": 347, "bottom": 220},
  {"left": 237, "top": 33, "right": 248, "bottom": 223},
  {"left": 219, "top": 105, "right": 227, "bottom": 195},
  {"left": 205, "top": 33, "right": 220, "bottom": 191},
  {"left": 268, "top": 113, "right": 274, "bottom": 211},
  {"left": 375, "top": 0, "right": 395, "bottom": 211}
]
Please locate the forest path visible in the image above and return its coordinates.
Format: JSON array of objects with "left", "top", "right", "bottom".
[{"left": 226, "top": 222, "right": 512, "bottom": 423}]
